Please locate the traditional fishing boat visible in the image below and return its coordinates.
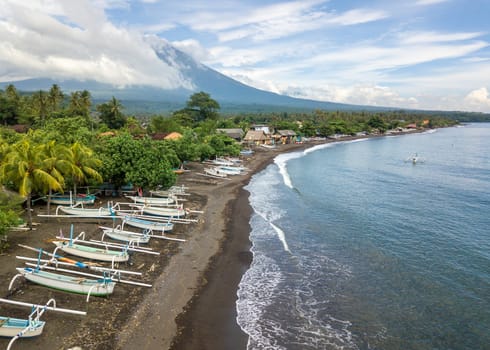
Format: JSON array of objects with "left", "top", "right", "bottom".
[
  {"left": 204, "top": 167, "right": 228, "bottom": 178},
  {"left": 215, "top": 165, "right": 247, "bottom": 175},
  {"left": 56, "top": 205, "right": 114, "bottom": 217},
  {"left": 52, "top": 240, "right": 129, "bottom": 263},
  {"left": 125, "top": 195, "right": 177, "bottom": 206},
  {"left": 100, "top": 226, "right": 151, "bottom": 244},
  {"left": 44, "top": 193, "right": 96, "bottom": 206},
  {"left": 240, "top": 148, "right": 254, "bottom": 156},
  {"left": 0, "top": 298, "right": 86, "bottom": 349},
  {"left": 209, "top": 157, "right": 235, "bottom": 166},
  {"left": 138, "top": 205, "right": 187, "bottom": 218},
  {"left": 0, "top": 314, "right": 45, "bottom": 338},
  {"left": 121, "top": 215, "right": 174, "bottom": 232},
  {"left": 14, "top": 267, "right": 116, "bottom": 296}
]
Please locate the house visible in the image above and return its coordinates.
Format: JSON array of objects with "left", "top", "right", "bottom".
[
  {"left": 243, "top": 130, "right": 271, "bottom": 145},
  {"left": 164, "top": 132, "right": 183, "bottom": 141},
  {"left": 406, "top": 123, "right": 418, "bottom": 129},
  {"left": 152, "top": 132, "right": 183, "bottom": 141},
  {"left": 274, "top": 130, "right": 297, "bottom": 144},
  {"left": 250, "top": 124, "right": 271, "bottom": 134},
  {"left": 216, "top": 128, "right": 244, "bottom": 141}
]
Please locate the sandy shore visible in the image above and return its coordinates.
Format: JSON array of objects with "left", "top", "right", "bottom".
[
  {"left": 0, "top": 141, "right": 308, "bottom": 350},
  {"left": 1, "top": 130, "right": 426, "bottom": 350},
  {"left": 118, "top": 143, "right": 309, "bottom": 350}
]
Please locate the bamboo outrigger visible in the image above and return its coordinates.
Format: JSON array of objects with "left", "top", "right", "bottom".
[{"left": 0, "top": 298, "right": 86, "bottom": 350}]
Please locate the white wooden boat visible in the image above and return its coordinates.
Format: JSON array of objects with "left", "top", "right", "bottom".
[
  {"left": 126, "top": 195, "right": 176, "bottom": 206},
  {"left": 240, "top": 149, "right": 253, "bottom": 156},
  {"left": 52, "top": 240, "right": 129, "bottom": 262},
  {"left": 0, "top": 298, "right": 85, "bottom": 349},
  {"left": 56, "top": 205, "right": 114, "bottom": 217},
  {"left": 210, "top": 157, "right": 235, "bottom": 166},
  {"left": 215, "top": 165, "right": 247, "bottom": 175},
  {"left": 15, "top": 267, "right": 116, "bottom": 296},
  {"left": 0, "top": 315, "right": 45, "bottom": 338},
  {"left": 204, "top": 167, "right": 228, "bottom": 178},
  {"left": 122, "top": 215, "right": 174, "bottom": 232},
  {"left": 139, "top": 205, "right": 187, "bottom": 218},
  {"left": 45, "top": 193, "right": 96, "bottom": 206},
  {"left": 100, "top": 226, "right": 151, "bottom": 244}
]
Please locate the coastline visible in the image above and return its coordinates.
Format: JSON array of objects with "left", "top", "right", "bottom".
[
  {"left": 118, "top": 143, "right": 309, "bottom": 350},
  {"left": 0, "top": 130, "right": 425, "bottom": 350}
]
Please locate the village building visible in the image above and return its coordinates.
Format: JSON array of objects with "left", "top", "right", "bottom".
[
  {"left": 274, "top": 129, "right": 297, "bottom": 144},
  {"left": 243, "top": 130, "right": 272, "bottom": 146},
  {"left": 216, "top": 128, "right": 245, "bottom": 142}
]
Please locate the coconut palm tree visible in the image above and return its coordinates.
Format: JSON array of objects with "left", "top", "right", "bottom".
[
  {"left": 47, "top": 84, "right": 64, "bottom": 113},
  {"left": 69, "top": 142, "right": 102, "bottom": 196},
  {"left": 0, "top": 138, "right": 63, "bottom": 229},
  {"left": 39, "top": 140, "right": 72, "bottom": 214}
]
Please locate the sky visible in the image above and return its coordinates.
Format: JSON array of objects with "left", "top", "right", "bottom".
[{"left": 1, "top": 0, "right": 490, "bottom": 112}]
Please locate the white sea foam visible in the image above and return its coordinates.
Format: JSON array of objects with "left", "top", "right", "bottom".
[
  {"left": 270, "top": 222, "right": 290, "bottom": 253},
  {"left": 274, "top": 152, "right": 303, "bottom": 189}
]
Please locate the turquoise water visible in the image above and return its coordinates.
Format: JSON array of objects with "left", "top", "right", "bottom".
[{"left": 237, "top": 124, "right": 490, "bottom": 350}]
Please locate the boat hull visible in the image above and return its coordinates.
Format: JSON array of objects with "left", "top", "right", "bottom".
[
  {"left": 141, "top": 206, "right": 186, "bottom": 218},
  {"left": 126, "top": 196, "right": 176, "bottom": 206},
  {"left": 0, "top": 317, "right": 45, "bottom": 337},
  {"left": 46, "top": 194, "right": 96, "bottom": 206},
  {"left": 102, "top": 228, "right": 150, "bottom": 244},
  {"left": 17, "top": 268, "right": 115, "bottom": 296},
  {"left": 53, "top": 241, "right": 129, "bottom": 262},
  {"left": 122, "top": 216, "right": 174, "bottom": 232},
  {"left": 58, "top": 206, "right": 113, "bottom": 217}
]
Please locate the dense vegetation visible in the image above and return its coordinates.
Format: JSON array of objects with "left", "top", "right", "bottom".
[{"left": 0, "top": 83, "right": 459, "bottom": 248}]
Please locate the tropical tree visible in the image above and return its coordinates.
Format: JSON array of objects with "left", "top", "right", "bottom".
[
  {"left": 32, "top": 90, "right": 49, "bottom": 126},
  {"left": 69, "top": 142, "right": 102, "bottom": 196},
  {"left": 0, "top": 138, "right": 64, "bottom": 229},
  {"left": 97, "top": 97, "right": 126, "bottom": 129},
  {"left": 97, "top": 133, "right": 176, "bottom": 190},
  {"left": 47, "top": 84, "right": 64, "bottom": 114},
  {"left": 39, "top": 140, "right": 72, "bottom": 214},
  {"left": 68, "top": 90, "right": 91, "bottom": 118},
  {"left": 186, "top": 91, "right": 220, "bottom": 122}
]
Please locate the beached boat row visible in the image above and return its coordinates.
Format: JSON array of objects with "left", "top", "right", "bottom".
[{"left": 3, "top": 185, "right": 201, "bottom": 347}]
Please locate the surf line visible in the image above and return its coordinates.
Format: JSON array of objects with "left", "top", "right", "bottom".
[{"left": 270, "top": 222, "right": 291, "bottom": 253}]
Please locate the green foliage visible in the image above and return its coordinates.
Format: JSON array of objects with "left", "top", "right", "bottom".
[
  {"left": 205, "top": 134, "right": 240, "bottom": 156},
  {"left": 96, "top": 96, "right": 126, "bottom": 129},
  {"left": 186, "top": 91, "right": 220, "bottom": 122},
  {"left": 167, "top": 136, "right": 200, "bottom": 163},
  {"left": 68, "top": 90, "right": 92, "bottom": 119},
  {"left": 367, "top": 115, "right": 387, "bottom": 133},
  {"left": 147, "top": 115, "right": 184, "bottom": 134},
  {"left": 97, "top": 132, "right": 177, "bottom": 190},
  {"left": 38, "top": 117, "right": 95, "bottom": 145}
]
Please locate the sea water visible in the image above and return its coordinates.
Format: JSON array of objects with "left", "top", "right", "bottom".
[{"left": 236, "top": 123, "right": 490, "bottom": 350}]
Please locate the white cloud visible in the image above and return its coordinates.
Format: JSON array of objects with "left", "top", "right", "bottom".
[
  {"left": 414, "top": 0, "right": 449, "bottom": 5},
  {"left": 171, "top": 39, "right": 210, "bottom": 62},
  {"left": 464, "top": 88, "right": 490, "bottom": 111},
  {"left": 326, "top": 8, "right": 388, "bottom": 26},
  {"left": 0, "top": 0, "right": 192, "bottom": 89}
]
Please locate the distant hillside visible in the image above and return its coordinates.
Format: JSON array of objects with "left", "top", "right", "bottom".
[
  {"left": 0, "top": 40, "right": 382, "bottom": 114},
  {"left": 1, "top": 41, "right": 489, "bottom": 120}
]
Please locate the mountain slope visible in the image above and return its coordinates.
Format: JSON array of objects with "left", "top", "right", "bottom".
[{"left": 0, "top": 42, "right": 379, "bottom": 113}]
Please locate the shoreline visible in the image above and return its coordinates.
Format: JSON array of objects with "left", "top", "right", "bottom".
[
  {"left": 0, "top": 130, "right": 425, "bottom": 350},
  {"left": 117, "top": 142, "right": 309, "bottom": 350}
]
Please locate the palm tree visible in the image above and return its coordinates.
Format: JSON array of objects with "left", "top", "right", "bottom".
[
  {"left": 40, "top": 140, "right": 72, "bottom": 214},
  {"left": 32, "top": 90, "right": 49, "bottom": 126},
  {"left": 47, "top": 84, "right": 64, "bottom": 113},
  {"left": 0, "top": 138, "right": 64, "bottom": 229},
  {"left": 69, "top": 142, "right": 102, "bottom": 196}
]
